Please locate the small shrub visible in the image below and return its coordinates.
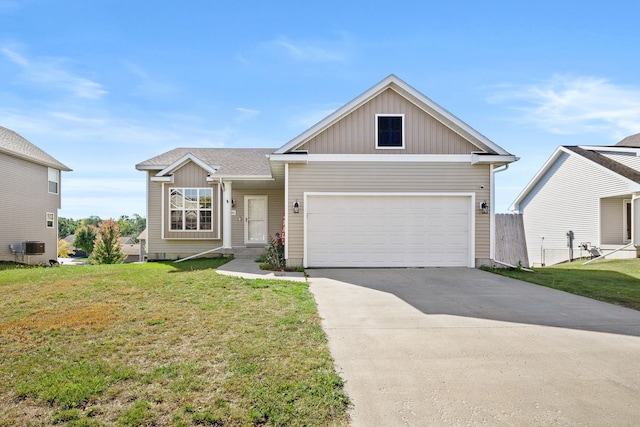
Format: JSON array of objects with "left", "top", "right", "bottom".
[{"left": 260, "top": 233, "right": 285, "bottom": 270}]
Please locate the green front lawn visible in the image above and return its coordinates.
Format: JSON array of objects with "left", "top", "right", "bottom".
[
  {"left": 485, "top": 259, "right": 640, "bottom": 311},
  {"left": 0, "top": 259, "right": 349, "bottom": 426}
]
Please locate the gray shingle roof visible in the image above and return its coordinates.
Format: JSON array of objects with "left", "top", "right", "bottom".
[
  {"left": 615, "top": 132, "right": 640, "bottom": 148},
  {"left": 136, "top": 148, "right": 275, "bottom": 177},
  {"left": 564, "top": 145, "right": 640, "bottom": 184},
  {"left": 0, "top": 125, "right": 71, "bottom": 171}
]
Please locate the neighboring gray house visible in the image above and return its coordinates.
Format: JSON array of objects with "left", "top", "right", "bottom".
[
  {"left": 0, "top": 126, "right": 72, "bottom": 265},
  {"left": 136, "top": 75, "right": 517, "bottom": 268},
  {"left": 510, "top": 134, "right": 640, "bottom": 267}
]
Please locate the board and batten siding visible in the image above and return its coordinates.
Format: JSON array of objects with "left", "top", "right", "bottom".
[
  {"left": 286, "top": 161, "right": 491, "bottom": 266},
  {"left": 0, "top": 153, "right": 61, "bottom": 264},
  {"left": 297, "top": 88, "right": 480, "bottom": 155},
  {"left": 520, "top": 152, "right": 633, "bottom": 266}
]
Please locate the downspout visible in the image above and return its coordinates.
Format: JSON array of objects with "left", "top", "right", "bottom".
[{"left": 490, "top": 163, "right": 514, "bottom": 267}]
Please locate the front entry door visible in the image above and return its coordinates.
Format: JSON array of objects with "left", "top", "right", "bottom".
[{"left": 245, "top": 196, "right": 268, "bottom": 245}]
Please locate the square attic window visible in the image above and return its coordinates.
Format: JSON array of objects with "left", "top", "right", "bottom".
[{"left": 376, "top": 114, "right": 404, "bottom": 149}]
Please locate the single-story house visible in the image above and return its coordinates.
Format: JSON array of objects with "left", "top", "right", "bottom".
[
  {"left": 510, "top": 133, "right": 640, "bottom": 266},
  {"left": 136, "top": 75, "right": 517, "bottom": 268},
  {"left": 0, "top": 125, "right": 71, "bottom": 265}
]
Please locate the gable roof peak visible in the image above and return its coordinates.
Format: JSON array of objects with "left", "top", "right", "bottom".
[{"left": 274, "top": 75, "right": 513, "bottom": 157}]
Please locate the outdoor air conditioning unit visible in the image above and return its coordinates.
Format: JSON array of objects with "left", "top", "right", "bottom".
[{"left": 24, "top": 241, "right": 45, "bottom": 255}]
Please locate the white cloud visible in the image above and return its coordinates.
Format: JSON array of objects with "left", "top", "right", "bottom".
[
  {"left": 488, "top": 75, "right": 640, "bottom": 139},
  {"left": 269, "top": 34, "right": 352, "bottom": 64},
  {"left": 1, "top": 46, "right": 108, "bottom": 100},
  {"left": 122, "top": 60, "right": 180, "bottom": 98},
  {"left": 235, "top": 107, "right": 261, "bottom": 122}
]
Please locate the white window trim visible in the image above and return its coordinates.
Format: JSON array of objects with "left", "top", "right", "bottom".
[
  {"left": 46, "top": 212, "right": 54, "bottom": 228},
  {"left": 375, "top": 114, "right": 405, "bottom": 150},
  {"left": 48, "top": 168, "right": 60, "bottom": 194},
  {"left": 168, "top": 187, "right": 217, "bottom": 233}
]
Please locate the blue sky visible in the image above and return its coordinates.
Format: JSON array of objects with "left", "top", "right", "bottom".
[{"left": 2, "top": 0, "right": 640, "bottom": 219}]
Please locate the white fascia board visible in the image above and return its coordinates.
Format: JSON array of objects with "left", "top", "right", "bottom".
[
  {"left": 578, "top": 145, "right": 640, "bottom": 156},
  {"left": 206, "top": 175, "right": 274, "bottom": 182},
  {"left": 135, "top": 164, "right": 160, "bottom": 171},
  {"left": 271, "top": 154, "right": 472, "bottom": 163},
  {"left": 268, "top": 154, "right": 308, "bottom": 163},
  {"left": 304, "top": 191, "right": 475, "bottom": 197},
  {"left": 471, "top": 153, "right": 519, "bottom": 165},
  {"left": 150, "top": 175, "right": 174, "bottom": 183},
  {"left": 274, "top": 74, "right": 513, "bottom": 156},
  {"left": 509, "top": 146, "right": 567, "bottom": 212},
  {"left": 389, "top": 80, "right": 510, "bottom": 156},
  {"left": 274, "top": 77, "right": 395, "bottom": 154},
  {"left": 155, "top": 153, "right": 219, "bottom": 177}
]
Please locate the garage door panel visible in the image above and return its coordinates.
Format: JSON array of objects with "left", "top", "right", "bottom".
[{"left": 306, "top": 194, "right": 472, "bottom": 267}]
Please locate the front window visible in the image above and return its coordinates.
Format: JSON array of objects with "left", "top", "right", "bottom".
[
  {"left": 46, "top": 212, "right": 54, "bottom": 228},
  {"left": 48, "top": 168, "right": 59, "bottom": 194},
  {"left": 376, "top": 114, "right": 404, "bottom": 149},
  {"left": 169, "top": 187, "right": 213, "bottom": 231}
]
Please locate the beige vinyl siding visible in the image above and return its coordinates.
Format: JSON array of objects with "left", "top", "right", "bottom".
[
  {"left": 297, "top": 88, "right": 480, "bottom": 155},
  {"left": 520, "top": 152, "right": 632, "bottom": 266},
  {"left": 146, "top": 168, "right": 222, "bottom": 260},
  {"left": 286, "top": 161, "right": 490, "bottom": 266},
  {"left": 600, "top": 197, "right": 625, "bottom": 245},
  {"left": 0, "top": 153, "right": 60, "bottom": 264},
  {"left": 146, "top": 167, "right": 285, "bottom": 259},
  {"left": 230, "top": 189, "right": 285, "bottom": 247}
]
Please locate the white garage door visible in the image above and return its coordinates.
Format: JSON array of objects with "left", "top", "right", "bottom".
[{"left": 305, "top": 194, "right": 472, "bottom": 267}]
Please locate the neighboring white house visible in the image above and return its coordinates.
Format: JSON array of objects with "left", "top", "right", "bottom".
[
  {"left": 0, "top": 126, "right": 72, "bottom": 265},
  {"left": 510, "top": 133, "right": 640, "bottom": 267},
  {"left": 136, "top": 75, "right": 518, "bottom": 268}
]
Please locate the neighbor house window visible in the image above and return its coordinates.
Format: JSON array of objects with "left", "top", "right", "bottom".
[
  {"left": 48, "top": 168, "right": 59, "bottom": 194},
  {"left": 169, "top": 187, "right": 213, "bottom": 231},
  {"left": 46, "top": 212, "right": 54, "bottom": 228},
  {"left": 376, "top": 114, "right": 404, "bottom": 149}
]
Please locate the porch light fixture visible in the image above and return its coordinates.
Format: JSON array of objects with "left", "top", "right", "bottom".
[
  {"left": 293, "top": 200, "right": 300, "bottom": 214},
  {"left": 480, "top": 200, "right": 489, "bottom": 214}
]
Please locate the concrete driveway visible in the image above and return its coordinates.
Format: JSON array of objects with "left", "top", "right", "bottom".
[{"left": 307, "top": 268, "right": 640, "bottom": 426}]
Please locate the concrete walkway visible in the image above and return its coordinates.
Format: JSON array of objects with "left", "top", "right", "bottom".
[
  {"left": 216, "top": 258, "right": 306, "bottom": 282},
  {"left": 307, "top": 268, "right": 640, "bottom": 426}
]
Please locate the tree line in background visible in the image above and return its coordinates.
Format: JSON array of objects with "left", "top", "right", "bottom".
[
  {"left": 57, "top": 214, "right": 146, "bottom": 264},
  {"left": 59, "top": 214, "right": 146, "bottom": 240}
]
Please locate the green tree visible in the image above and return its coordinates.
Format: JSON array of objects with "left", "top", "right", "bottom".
[
  {"left": 74, "top": 225, "right": 97, "bottom": 255},
  {"left": 117, "top": 214, "right": 146, "bottom": 241},
  {"left": 90, "top": 219, "right": 125, "bottom": 264},
  {"left": 82, "top": 216, "right": 102, "bottom": 228},
  {"left": 58, "top": 217, "right": 80, "bottom": 238}
]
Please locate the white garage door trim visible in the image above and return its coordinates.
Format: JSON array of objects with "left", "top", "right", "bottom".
[{"left": 303, "top": 192, "right": 475, "bottom": 268}]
